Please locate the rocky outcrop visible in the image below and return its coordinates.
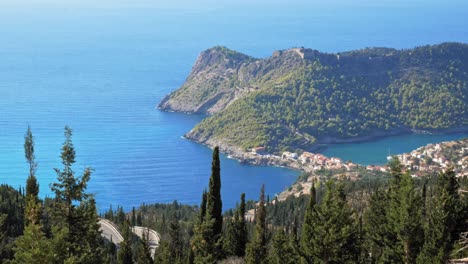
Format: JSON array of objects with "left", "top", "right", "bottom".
[
  {"left": 158, "top": 46, "right": 255, "bottom": 114},
  {"left": 158, "top": 46, "right": 306, "bottom": 114}
]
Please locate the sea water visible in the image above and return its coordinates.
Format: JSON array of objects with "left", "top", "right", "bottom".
[{"left": 0, "top": 0, "right": 467, "bottom": 210}]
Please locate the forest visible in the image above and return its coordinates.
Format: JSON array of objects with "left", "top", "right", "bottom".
[
  {"left": 182, "top": 43, "right": 468, "bottom": 153},
  {"left": 0, "top": 127, "right": 467, "bottom": 263}
]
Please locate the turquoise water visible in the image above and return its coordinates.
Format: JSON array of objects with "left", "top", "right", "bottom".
[
  {"left": 323, "top": 133, "right": 468, "bottom": 165},
  {"left": 0, "top": 0, "right": 467, "bottom": 211}
]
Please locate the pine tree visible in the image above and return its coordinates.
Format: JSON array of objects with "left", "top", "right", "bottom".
[
  {"left": 417, "top": 168, "right": 465, "bottom": 263},
  {"left": 269, "top": 228, "right": 299, "bottom": 264},
  {"left": 76, "top": 197, "right": 106, "bottom": 263},
  {"left": 50, "top": 126, "right": 103, "bottom": 260},
  {"left": 10, "top": 223, "right": 53, "bottom": 263},
  {"left": 365, "top": 159, "right": 424, "bottom": 263},
  {"left": 118, "top": 219, "right": 133, "bottom": 264},
  {"left": 300, "top": 181, "right": 358, "bottom": 263},
  {"left": 136, "top": 229, "right": 153, "bottom": 264},
  {"left": 299, "top": 184, "right": 317, "bottom": 264},
  {"left": 246, "top": 185, "right": 268, "bottom": 264},
  {"left": 386, "top": 163, "right": 424, "bottom": 263},
  {"left": 206, "top": 146, "right": 222, "bottom": 236},
  {"left": 364, "top": 187, "right": 392, "bottom": 261}
]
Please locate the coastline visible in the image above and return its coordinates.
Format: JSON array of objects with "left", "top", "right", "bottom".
[{"left": 182, "top": 125, "right": 468, "bottom": 173}]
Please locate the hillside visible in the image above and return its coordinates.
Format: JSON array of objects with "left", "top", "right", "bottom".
[{"left": 159, "top": 43, "right": 468, "bottom": 154}]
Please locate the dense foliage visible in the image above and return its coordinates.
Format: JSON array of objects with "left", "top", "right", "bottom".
[
  {"left": 186, "top": 43, "right": 468, "bottom": 153},
  {"left": 1, "top": 128, "right": 467, "bottom": 263}
]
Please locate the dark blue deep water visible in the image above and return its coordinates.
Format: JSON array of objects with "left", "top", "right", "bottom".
[{"left": 1, "top": 0, "right": 467, "bottom": 211}]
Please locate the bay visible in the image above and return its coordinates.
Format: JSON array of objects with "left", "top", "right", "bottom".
[
  {"left": 0, "top": 0, "right": 467, "bottom": 211},
  {"left": 322, "top": 133, "right": 468, "bottom": 166}
]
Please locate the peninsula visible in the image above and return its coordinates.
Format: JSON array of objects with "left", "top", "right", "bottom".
[{"left": 159, "top": 43, "right": 468, "bottom": 158}]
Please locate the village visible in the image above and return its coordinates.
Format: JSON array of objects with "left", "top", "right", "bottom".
[
  {"left": 393, "top": 138, "right": 468, "bottom": 177},
  {"left": 249, "top": 137, "right": 468, "bottom": 177}
]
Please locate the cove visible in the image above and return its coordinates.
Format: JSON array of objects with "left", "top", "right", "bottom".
[{"left": 322, "top": 133, "right": 468, "bottom": 166}]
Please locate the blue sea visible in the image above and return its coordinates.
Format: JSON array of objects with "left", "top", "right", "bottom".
[{"left": 1, "top": 0, "right": 467, "bottom": 211}]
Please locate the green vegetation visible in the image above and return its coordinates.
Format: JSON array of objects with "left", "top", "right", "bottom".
[
  {"left": 1, "top": 128, "right": 467, "bottom": 263},
  {"left": 245, "top": 185, "right": 268, "bottom": 264},
  {"left": 179, "top": 43, "right": 468, "bottom": 153}
]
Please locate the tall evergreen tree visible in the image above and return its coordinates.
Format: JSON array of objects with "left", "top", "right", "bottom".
[
  {"left": 10, "top": 224, "right": 53, "bottom": 263},
  {"left": 50, "top": 126, "right": 101, "bottom": 260},
  {"left": 24, "top": 127, "right": 41, "bottom": 226},
  {"left": 136, "top": 229, "right": 153, "bottom": 264},
  {"left": 191, "top": 216, "right": 216, "bottom": 264},
  {"left": 246, "top": 185, "right": 268, "bottom": 264},
  {"left": 118, "top": 219, "right": 133, "bottom": 264},
  {"left": 168, "top": 212, "right": 183, "bottom": 263},
  {"left": 199, "top": 190, "right": 207, "bottom": 223},
  {"left": 417, "top": 168, "right": 465, "bottom": 263},
  {"left": 269, "top": 228, "right": 299, "bottom": 264},
  {"left": 24, "top": 126, "right": 39, "bottom": 200},
  {"left": 131, "top": 207, "right": 137, "bottom": 226},
  {"left": 76, "top": 197, "right": 105, "bottom": 263},
  {"left": 386, "top": 161, "right": 424, "bottom": 263},
  {"left": 206, "top": 146, "right": 222, "bottom": 236},
  {"left": 223, "top": 193, "right": 248, "bottom": 257},
  {"left": 300, "top": 181, "right": 358, "bottom": 264},
  {"left": 365, "top": 159, "right": 424, "bottom": 263}
]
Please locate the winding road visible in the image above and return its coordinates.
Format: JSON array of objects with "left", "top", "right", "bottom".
[{"left": 98, "top": 219, "right": 160, "bottom": 258}]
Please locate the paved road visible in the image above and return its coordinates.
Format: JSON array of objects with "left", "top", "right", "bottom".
[
  {"left": 98, "top": 219, "right": 160, "bottom": 259},
  {"left": 132, "top": 226, "right": 161, "bottom": 258},
  {"left": 98, "top": 218, "right": 124, "bottom": 244}
]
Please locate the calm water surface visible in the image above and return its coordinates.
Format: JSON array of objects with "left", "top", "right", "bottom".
[{"left": 0, "top": 0, "right": 467, "bottom": 211}]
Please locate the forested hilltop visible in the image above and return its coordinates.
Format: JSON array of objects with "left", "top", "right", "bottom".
[{"left": 159, "top": 43, "right": 468, "bottom": 154}]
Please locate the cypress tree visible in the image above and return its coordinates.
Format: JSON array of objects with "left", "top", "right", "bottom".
[
  {"left": 237, "top": 193, "right": 248, "bottom": 257},
  {"left": 131, "top": 207, "right": 136, "bottom": 226},
  {"left": 24, "top": 126, "right": 39, "bottom": 200},
  {"left": 206, "top": 146, "right": 222, "bottom": 236},
  {"left": 137, "top": 212, "right": 142, "bottom": 226},
  {"left": 245, "top": 184, "right": 268, "bottom": 264},
  {"left": 199, "top": 190, "right": 207, "bottom": 223},
  {"left": 24, "top": 127, "right": 41, "bottom": 226},
  {"left": 191, "top": 215, "right": 216, "bottom": 264},
  {"left": 169, "top": 212, "right": 183, "bottom": 263}
]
